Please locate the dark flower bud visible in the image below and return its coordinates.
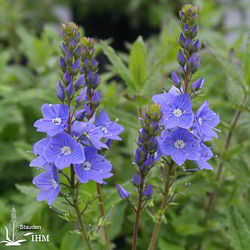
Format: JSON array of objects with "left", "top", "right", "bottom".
[
  {"left": 92, "top": 91, "right": 100, "bottom": 105},
  {"left": 172, "top": 71, "right": 180, "bottom": 86},
  {"left": 132, "top": 174, "right": 141, "bottom": 187},
  {"left": 184, "top": 38, "right": 192, "bottom": 49},
  {"left": 67, "top": 82, "right": 73, "bottom": 98},
  {"left": 76, "top": 87, "right": 87, "bottom": 104},
  {"left": 191, "top": 25, "right": 198, "bottom": 38},
  {"left": 192, "top": 77, "right": 204, "bottom": 91},
  {"left": 143, "top": 184, "right": 153, "bottom": 199},
  {"left": 177, "top": 49, "right": 186, "bottom": 66},
  {"left": 59, "top": 57, "right": 66, "bottom": 70},
  {"left": 64, "top": 71, "right": 72, "bottom": 84},
  {"left": 188, "top": 54, "right": 200, "bottom": 74},
  {"left": 75, "top": 47, "right": 82, "bottom": 58},
  {"left": 72, "top": 59, "right": 80, "bottom": 70},
  {"left": 179, "top": 32, "right": 186, "bottom": 47},
  {"left": 74, "top": 75, "right": 85, "bottom": 90},
  {"left": 192, "top": 39, "right": 200, "bottom": 52},
  {"left": 60, "top": 43, "right": 69, "bottom": 56},
  {"left": 184, "top": 23, "right": 189, "bottom": 33},
  {"left": 75, "top": 109, "right": 86, "bottom": 121},
  {"left": 56, "top": 81, "right": 65, "bottom": 102},
  {"left": 116, "top": 184, "right": 131, "bottom": 200}
]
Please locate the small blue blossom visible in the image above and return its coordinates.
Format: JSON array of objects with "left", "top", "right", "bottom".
[
  {"left": 34, "top": 104, "right": 68, "bottom": 136},
  {"left": 161, "top": 94, "right": 193, "bottom": 129},
  {"left": 32, "top": 165, "right": 60, "bottom": 205},
  {"left": 95, "top": 110, "right": 124, "bottom": 141},
  {"left": 72, "top": 121, "right": 108, "bottom": 150},
  {"left": 159, "top": 128, "right": 201, "bottom": 166},
  {"left": 30, "top": 138, "right": 50, "bottom": 168},
  {"left": 74, "top": 146, "right": 112, "bottom": 184},
  {"left": 192, "top": 101, "right": 220, "bottom": 140},
  {"left": 195, "top": 143, "right": 213, "bottom": 170},
  {"left": 45, "top": 132, "right": 85, "bottom": 169}
]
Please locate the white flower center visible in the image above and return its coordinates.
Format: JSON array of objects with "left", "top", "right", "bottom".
[
  {"left": 51, "top": 180, "right": 58, "bottom": 189},
  {"left": 198, "top": 117, "right": 203, "bottom": 125},
  {"left": 173, "top": 108, "right": 182, "bottom": 117},
  {"left": 52, "top": 117, "right": 62, "bottom": 125},
  {"left": 83, "top": 161, "right": 91, "bottom": 171},
  {"left": 100, "top": 126, "right": 108, "bottom": 133},
  {"left": 61, "top": 146, "right": 72, "bottom": 155},
  {"left": 174, "top": 140, "right": 185, "bottom": 149}
]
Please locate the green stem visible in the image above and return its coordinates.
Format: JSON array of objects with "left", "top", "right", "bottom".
[
  {"left": 131, "top": 177, "right": 145, "bottom": 250},
  {"left": 71, "top": 165, "right": 93, "bottom": 250},
  {"left": 96, "top": 183, "right": 111, "bottom": 250},
  {"left": 148, "top": 160, "right": 175, "bottom": 250}
]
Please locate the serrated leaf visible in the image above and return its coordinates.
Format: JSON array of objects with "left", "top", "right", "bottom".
[
  {"left": 129, "top": 36, "right": 148, "bottom": 91},
  {"left": 99, "top": 40, "right": 135, "bottom": 90},
  {"left": 227, "top": 207, "right": 250, "bottom": 250}
]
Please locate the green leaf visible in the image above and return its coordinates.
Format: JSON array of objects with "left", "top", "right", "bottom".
[
  {"left": 227, "top": 207, "right": 250, "bottom": 250},
  {"left": 99, "top": 40, "right": 135, "bottom": 90},
  {"left": 129, "top": 36, "right": 148, "bottom": 91},
  {"left": 159, "top": 239, "right": 184, "bottom": 250},
  {"left": 225, "top": 158, "right": 250, "bottom": 188},
  {"left": 15, "top": 184, "right": 39, "bottom": 199}
]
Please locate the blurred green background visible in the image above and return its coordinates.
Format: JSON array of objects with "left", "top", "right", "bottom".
[{"left": 0, "top": 0, "right": 250, "bottom": 249}]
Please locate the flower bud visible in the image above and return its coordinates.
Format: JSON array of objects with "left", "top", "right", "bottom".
[
  {"left": 74, "top": 75, "right": 85, "bottom": 90},
  {"left": 67, "top": 82, "right": 73, "bottom": 98},
  {"left": 177, "top": 49, "right": 186, "bottom": 66},
  {"left": 132, "top": 174, "right": 141, "bottom": 187},
  {"left": 172, "top": 71, "right": 180, "bottom": 86},
  {"left": 179, "top": 32, "right": 186, "bottom": 47},
  {"left": 92, "top": 91, "right": 100, "bottom": 105},
  {"left": 59, "top": 57, "right": 66, "bottom": 70},
  {"left": 192, "top": 77, "right": 204, "bottom": 91},
  {"left": 192, "top": 39, "right": 200, "bottom": 52},
  {"left": 143, "top": 184, "right": 153, "bottom": 199},
  {"left": 56, "top": 81, "right": 65, "bottom": 102},
  {"left": 75, "top": 109, "right": 86, "bottom": 121},
  {"left": 72, "top": 59, "right": 80, "bottom": 70},
  {"left": 64, "top": 71, "right": 72, "bottom": 84},
  {"left": 116, "top": 184, "right": 131, "bottom": 200}
]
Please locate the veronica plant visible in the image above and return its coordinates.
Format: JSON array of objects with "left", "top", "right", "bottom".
[
  {"left": 117, "top": 4, "right": 220, "bottom": 250},
  {"left": 146, "top": 5, "right": 220, "bottom": 250},
  {"left": 30, "top": 23, "right": 123, "bottom": 250},
  {"left": 117, "top": 104, "right": 162, "bottom": 250}
]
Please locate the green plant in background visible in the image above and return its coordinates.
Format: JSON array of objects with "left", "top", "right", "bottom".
[{"left": 1, "top": 0, "right": 250, "bottom": 250}]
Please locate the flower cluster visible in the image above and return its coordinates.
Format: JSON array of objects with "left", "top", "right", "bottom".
[
  {"left": 153, "top": 5, "right": 220, "bottom": 169},
  {"left": 30, "top": 23, "right": 124, "bottom": 205},
  {"left": 117, "top": 104, "right": 162, "bottom": 200}
]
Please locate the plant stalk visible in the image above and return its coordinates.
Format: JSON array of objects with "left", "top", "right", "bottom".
[
  {"left": 96, "top": 183, "right": 111, "bottom": 250},
  {"left": 131, "top": 177, "right": 145, "bottom": 250},
  {"left": 148, "top": 160, "right": 175, "bottom": 250}
]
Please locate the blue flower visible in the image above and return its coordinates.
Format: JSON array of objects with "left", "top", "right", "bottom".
[
  {"left": 72, "top": 121, "right": 108, "bottom": 150},
  {"left": 116, "top": 184, "right": 131, "bottom": 199},
  {"left": 192, "top": 101, "right": 220, "bottom": 140},
  {"left": 45, "top": 132, "right": 85, "bottom": 169},
  {"left": 161, "top": 94, "right": 193, "bottom": 129},
  {"left": 95, "top": 110, "right": 124, "bottom": 140},
  {"left": 196, "top": 143, "right": 213, "bottom": 170},
  {"left": 159, "top": 128, "right": 200, "bottom": 166},
  {"left": 30, "top": 138, "right": 50, "bottom": 168},
  {"left": 32, "top": 165, "right": 60, "bottom": 205},
  {"left": 34, "top": 104, "right": 68, "bottom": 136},
  {"left": 74, "top": 146, "right": 112, "bottom": 184}
]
